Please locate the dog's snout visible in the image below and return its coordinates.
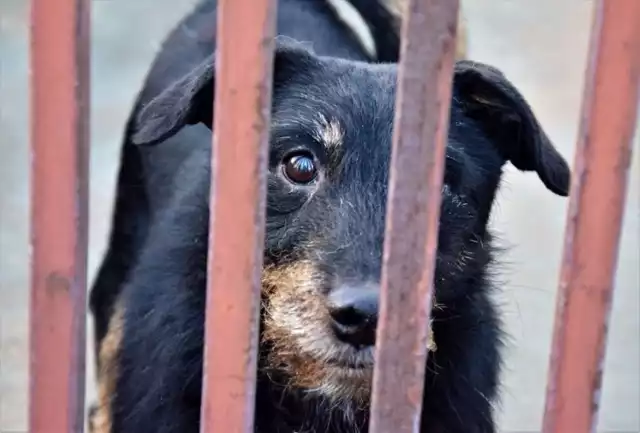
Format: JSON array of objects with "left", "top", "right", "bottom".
[{"left": 328, "top": 285, "right": 379, "bottom": 347}]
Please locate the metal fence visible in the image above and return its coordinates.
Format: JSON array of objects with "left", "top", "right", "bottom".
[{"left": 28, "top": 0, "right": 639, "bottom": 432}]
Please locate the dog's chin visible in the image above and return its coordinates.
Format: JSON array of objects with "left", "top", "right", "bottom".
[
  {"left": 264, "top": 329, "right": 375, "bottom": 403},
  {"left": 305, "top": 344, "right": 375, "bottom": 404},
  {"left": 324, "top": 342, "right": 375, "bottom": 369}
]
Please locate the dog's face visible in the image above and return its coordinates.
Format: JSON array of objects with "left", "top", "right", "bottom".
[{"left": 132, "top": 40, "right": 570, "bottom": 404}]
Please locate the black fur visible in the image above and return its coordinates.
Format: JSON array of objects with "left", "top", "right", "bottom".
[{"left": 89, "top": 1, "right": 570, "bottom": 432}]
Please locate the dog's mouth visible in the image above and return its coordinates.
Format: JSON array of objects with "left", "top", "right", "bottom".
[
  {"left": 325, "top": 357, "right": 372, "bottom": 370},
  {"left": 321, "top": 341, "right": 375, "bottom": 370}
]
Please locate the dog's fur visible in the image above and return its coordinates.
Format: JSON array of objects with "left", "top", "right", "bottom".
[{"left": 88, "top": 1, "right": 569, "bottom": 432}]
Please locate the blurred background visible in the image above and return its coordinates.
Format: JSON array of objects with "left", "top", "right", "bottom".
[{"left": 1, "top": 0, "right": 638, "bottom": 432}]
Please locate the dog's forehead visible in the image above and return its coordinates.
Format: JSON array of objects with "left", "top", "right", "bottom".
[{"left": 271, "top": 60, "right": 398, "bottom": 152}]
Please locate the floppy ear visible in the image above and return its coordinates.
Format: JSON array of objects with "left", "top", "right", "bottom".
[
  {"left": 130, "top": 37, "right": 318, "bottom": 146},
  {"left": 453, "top": 60, "right": 571, "bottom": 196},
  {"left": 130, "top": 54, "right": 216, "bottom": 146}
]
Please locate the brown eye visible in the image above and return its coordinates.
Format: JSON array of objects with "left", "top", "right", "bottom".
[{"left": 283, "top": 153, "right": 317, "bottom": 184}]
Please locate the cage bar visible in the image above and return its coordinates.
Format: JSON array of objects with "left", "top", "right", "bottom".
[
  {"left": 542, "top": 1, "right": 640, "bottom": 432},
  {"left": 28, "top": 0, "right": 91, "bottom": 432},
  {"left": 198, "top": 0, "right": 277, "bottom": 432},
  {"left": 369, "top": 1, "right": 460, "bottom": 432}
]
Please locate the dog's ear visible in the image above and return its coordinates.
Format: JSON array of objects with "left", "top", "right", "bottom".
[
  {"left": 454, "top": 60, "right": 571, "bottom": 196},
  {"left": 131, "top": 38, "right": 317, "bottom": 146}
]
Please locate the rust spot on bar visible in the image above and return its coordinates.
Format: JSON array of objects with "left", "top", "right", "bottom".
[
  {"left": 199, "top": 0, "right": 277, "bottom": 432},
  {"left": 46, "top": 272, "right": 72, "bottom": 296},
  {"left": 29, "top": 0, "right": 91, "bottom": 432},
  {"left": 369, "top": 1, "right": 459, "bottom": 432},
  {"left": 542, "top": 1, "right": 640, "bottom": 432}
]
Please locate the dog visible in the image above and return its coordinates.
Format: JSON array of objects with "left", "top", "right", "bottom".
[{"left": 88, "top": 1, "right": 569, "bottom": 432}]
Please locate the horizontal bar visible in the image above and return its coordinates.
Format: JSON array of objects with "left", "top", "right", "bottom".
[
  {"left": 369, "top": 1, "right": 460, "bottom": 432},
  {"left": 198, "top": 0, "right": 277, "bottom": 432},
  {"left": 29, "top": 0, "right": 91, "bottom": 432},
  {"left": 542, "top": 0, "right": 640, "bottom": 432}
]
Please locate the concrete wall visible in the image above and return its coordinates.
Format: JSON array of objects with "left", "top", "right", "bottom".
[{"left": 1, "top": 1, "right": 638, "bottom": 431}]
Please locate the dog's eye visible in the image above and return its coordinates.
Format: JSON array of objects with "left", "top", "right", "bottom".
[{"left": 283, "top": 153, "right": 317, "bottom": 184}]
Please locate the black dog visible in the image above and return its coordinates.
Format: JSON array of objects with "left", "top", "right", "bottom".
[{"left": 88, "top": 1, "right": 570, "bottom": 432}]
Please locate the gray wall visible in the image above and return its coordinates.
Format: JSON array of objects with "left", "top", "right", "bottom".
[{"left": 1, "top": 1, "right": 638, "bottom": 431}]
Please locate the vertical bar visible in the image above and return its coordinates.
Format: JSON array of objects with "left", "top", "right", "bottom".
[
  {"left": 29, "top": 0, "right": 91, "bottom": 432},
  {"left": 199, "top": 0, "right": 277, "bottom": 432},
  {"left": 542, "top": 1, "right": 640, "bottom": 432},
  {"left": 369, "top": 1, "right": 459, "bottom": 432}
]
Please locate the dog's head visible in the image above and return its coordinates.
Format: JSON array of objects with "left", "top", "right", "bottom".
[{"left": 131, "top": 39, "right": 570, "bottom": 404}]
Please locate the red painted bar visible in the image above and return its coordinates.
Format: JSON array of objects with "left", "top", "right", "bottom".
[
  {"left": 29, "top": 0, "right": 91, "bottom": 432},
  {"left": 199, "top": 0, "right": 277, "bottom": 432},
  {"left": 369, "top": 1, "right": 459, "bottom": 432},
  {"left": 542, "top": 1, "right": 640, "bottom": 432}
]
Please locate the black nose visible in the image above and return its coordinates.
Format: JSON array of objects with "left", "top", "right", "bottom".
[{"left": 327, "top": 286, "right": 379, "bottom": 347}]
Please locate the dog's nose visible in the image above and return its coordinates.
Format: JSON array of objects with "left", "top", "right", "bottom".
[{"left": 328, "top": 286, "right": 379, "bottom": 347}]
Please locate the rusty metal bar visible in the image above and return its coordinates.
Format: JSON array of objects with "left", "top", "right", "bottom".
[
  {"left": 29, "top": 0, "right": 91, "bottom": 432},
  {"left": 542, "top": 1, "right": 640, "bottom": 432},
  {"left": 199, "top": 0, "right": 277, "bottom": 431},
  {"left": 369, "top": 1, "right": 459, "bottom": 432}
]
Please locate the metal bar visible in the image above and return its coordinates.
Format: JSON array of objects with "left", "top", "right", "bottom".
[
  {"left": 199, "top": 0, "right": 277, "bottom": 431},
  {"left": 369, "top": 1, "right": 459, "bottom": 432},
  {"left": 29, "top": 0, "right": 91, "bottom": 432},
  {"left": 542, "top": 0, "right": 640, "bottom": 432}
]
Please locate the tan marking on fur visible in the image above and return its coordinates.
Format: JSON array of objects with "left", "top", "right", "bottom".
[
  {"left": 261, "top": 260, "right": 436, "bottom": 404},
  {"left": 382, "top": 0, "right": 468, "bottom": 60},
  {"left": 427, "top": 319, "right": 437, "bottom": 352},
  {"left": 89, "top": 304, "right": 124, "bottom": 433},
  {"left": 315, "top": 115, "right": 345, "bottom": 149},
  {"left": 262, "top": 261, "right": 371, "bottom": 403}
]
